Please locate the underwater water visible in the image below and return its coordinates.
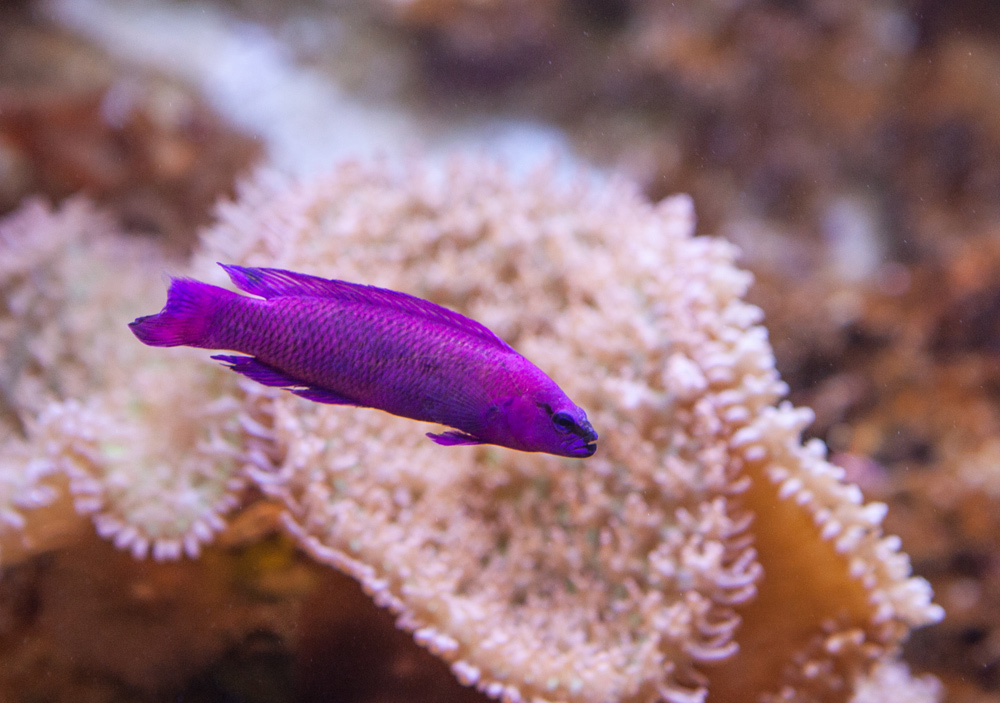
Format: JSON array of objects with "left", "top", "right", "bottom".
[{"left": 2, "top": 1, "right": 1000, "bottom": 701}]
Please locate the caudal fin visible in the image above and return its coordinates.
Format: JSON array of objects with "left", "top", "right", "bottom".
[{"left": 129, "top": 278, "right": 227, "bottom": 347}]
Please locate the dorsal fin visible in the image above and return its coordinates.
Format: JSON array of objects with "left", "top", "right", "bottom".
[{"left": 219, "top": 263, "right": 515, "bottom": 352}]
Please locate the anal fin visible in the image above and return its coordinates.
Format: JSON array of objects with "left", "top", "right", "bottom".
[{"left": 426, "top": 430, "right": 484, "bottom": 446}]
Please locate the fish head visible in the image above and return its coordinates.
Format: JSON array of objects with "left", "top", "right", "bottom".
[{"left": 503, "top": 392, "right": 598, "bottom": 458}]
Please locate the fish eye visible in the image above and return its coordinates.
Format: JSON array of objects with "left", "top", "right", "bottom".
[{"left": 552, "top": 411, "right": 575, "bottom": 432}]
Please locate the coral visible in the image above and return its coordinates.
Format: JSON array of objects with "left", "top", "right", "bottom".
[
  {"left": 0, "top": 197, "right": 258, "bottom": 562},
  {"left": 744, "top": 224, "right": 1000, "bottom": 700},
  {"left": 0, "top": 17, "right": 260, "bottom": 250},
  {"left": 189, "top": 158, "right": 942, "bottom": 702},
  {"left": 0, "top": 424, "right": 75, "bottom": 566},
  {"left": 0, "top": 197, "right": 126, "bottom": 564},
  {"left": 44, "top": 0, "right": 409, "bottom": 177},
  {"left": 1, "top": 197, "right": 118, "bottom": 419},
  {"left": 0, "top": 158, "right": 942, "bottom": 701},
  {"left": 849, "top": 659, "right": 942, "bottom": 703},
  {"left": 375, "top": 0, "right": 564, "bottom": 88},
  {"left": 0, "top": 430, "right": 56, "bottom": 533},
  {"left": 17, "top": 0, "right": 1000, "bottom": 697},
  {"left": 38, "top": 385, "right": 250, "bottom": 561}
]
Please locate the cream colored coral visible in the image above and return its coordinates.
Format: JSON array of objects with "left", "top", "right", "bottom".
[
  {"left": 1, "top": 197, "right": 113, "bottom": 420},
  {"left": 849, "top": 658, "right": 942, "bottom": 703},
  {"left": 0, "top": 198, "right": 258, "bottom": 563},
  {"left": 0, "top": 425, "right": 62, "bottom": 564},
  {"left": 192, "top": 158, "right": 942, "bottom": 703},
  {"left": 0, "top": 161, "right": 942, "bottom": 700},
  {"left": 37, "top": 377, "right": 252, "bottom": 561}
]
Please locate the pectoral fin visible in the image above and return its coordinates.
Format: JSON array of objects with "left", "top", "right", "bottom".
[{"left": 426, "top": 430, "right": 484, "bottom": 446}]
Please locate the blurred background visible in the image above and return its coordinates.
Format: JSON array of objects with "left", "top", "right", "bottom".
[{"left": 2, "top": 0, "right": 1000, "bottom": 701}]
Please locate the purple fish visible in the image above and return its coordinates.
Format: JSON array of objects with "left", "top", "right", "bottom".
[{"left": 129, "top": 264, "right": 597, "bottom": 458}]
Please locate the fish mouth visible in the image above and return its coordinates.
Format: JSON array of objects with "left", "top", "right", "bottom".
[
  {"left": 557, "top": 419, "right": 597, "bottom": 458},
  {"left": 563, "top": 440, "right": 597, "bottom": 458},
  {"left": 576, "top": 422, "right": 598, "bottom": 457},
  {"left": 568, "top": 432, "right": 597, "bottom": 458}
]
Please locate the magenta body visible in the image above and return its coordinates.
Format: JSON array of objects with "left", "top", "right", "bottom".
[{"left": 129, "top": 265, "right": 597, "bottom": 457}]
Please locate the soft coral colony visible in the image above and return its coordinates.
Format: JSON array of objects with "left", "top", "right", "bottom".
[
  {"left": 0, "top": 198, "right": 256, "bottom": 563},
  {"left": 1, "top": 159, "right": 943, "bottom": 702}
]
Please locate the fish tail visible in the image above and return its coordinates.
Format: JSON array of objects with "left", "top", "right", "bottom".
[{"left": 129, "top": 277, "right": 229, "bottom": 347}]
